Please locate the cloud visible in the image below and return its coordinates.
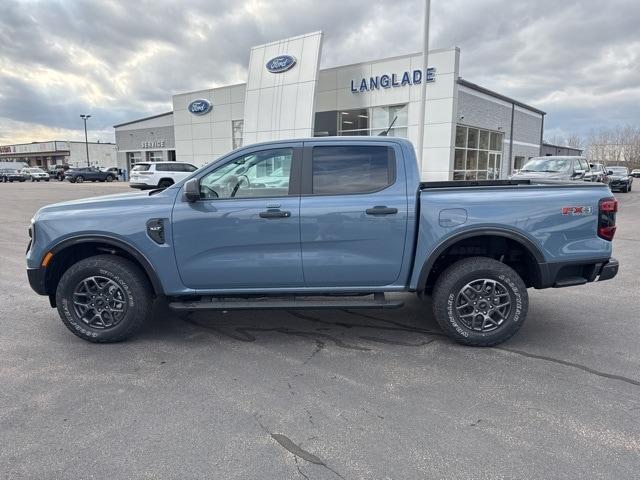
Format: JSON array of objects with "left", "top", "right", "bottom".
[{"left": 0, "top": 0, "right": 638, "bottom": 144}]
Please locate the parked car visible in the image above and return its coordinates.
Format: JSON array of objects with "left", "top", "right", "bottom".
[
  {"left": 100, "top": 167, "right": 120, "bottom": 179},
  {"left": 27, "top": 137, "right": 618, "bottom": 346},
  {"left": 48, "top": 164, "right": 70, "bottom": 181},
  {"left": 22, "top": 167, "right": 50, "bottom": 182},
  {"left": 631, "top": 169, "right": 640, "bottom": 178},
  {"left": 129, "top": 162, "right": 198, "bottom": 189},
  {"left": 65, "top": 167, "right": 117, "bottom": 183},
  {"left": 510, "top": 156, "right": 591, "bottom": 181},
  {"left": 607, "top": 166, "right": 633, "bottom": 193},
  {"left": 0, "top": 168, "right": 27, "bottom": 182},
  {"left": 584, "top": 163, "right": 609, "bottom": 184}
]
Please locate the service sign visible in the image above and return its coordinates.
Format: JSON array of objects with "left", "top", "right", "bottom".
[
  {"left": 188, "top": 99, "right": 212, "bottom": 116},
  {"left": 266, "top": 55, "right": 297, "bottom": 73}
]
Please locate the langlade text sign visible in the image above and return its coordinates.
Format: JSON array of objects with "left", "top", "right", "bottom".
[{"left": 351, "top": 68, "right": 435, "bottom": 93}]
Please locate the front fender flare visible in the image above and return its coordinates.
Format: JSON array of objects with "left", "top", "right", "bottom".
[{"left": 48, "top": 234, "right": 164, "bottom": 295}]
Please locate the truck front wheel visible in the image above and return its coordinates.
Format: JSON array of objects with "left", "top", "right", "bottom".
[
  {"left": 432, "top": 257, "right": 528, "bottom": 347},
  {"left": 55, "top": 255, "right": 152, "bottom": 343}
]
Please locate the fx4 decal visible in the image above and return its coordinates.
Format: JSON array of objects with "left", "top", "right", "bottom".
[{"left": 562, "top": 206, "right": 593, "bottom": 216}]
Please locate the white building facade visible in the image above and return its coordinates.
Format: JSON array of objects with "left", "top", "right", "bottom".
[
  {"left": 0, "top": 141, "right": 116, "bottom": 169},
  {"left": 116, "top": 32, "right": 545, "bottom": 181}
]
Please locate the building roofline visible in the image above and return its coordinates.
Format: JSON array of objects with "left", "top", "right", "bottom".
[
  {"left": 542, "top": 141, "right": 582, "bottom": 149},
  {"left": 320, "top": 47, "right": 460, "bottom": 72},
  {"left": 0, "top": 140, "right": 114, "bottom": 148},
  {"left": 457, "top": 78, "right": 546, "bottom": 116},
  {"left": 113, "top": 111, "right": 173, "bottom": 128}
]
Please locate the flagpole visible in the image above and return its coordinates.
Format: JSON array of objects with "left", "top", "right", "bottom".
[{"left": 416, "top": 0, "right": 431, "bottom": 177}]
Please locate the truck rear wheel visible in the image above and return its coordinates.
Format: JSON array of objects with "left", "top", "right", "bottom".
[
  {"left": 432, "top": 257, "right": 528, "bottom": 347},
  {"left": 55, "top": 255, "right": 152, "bottom": 343}
]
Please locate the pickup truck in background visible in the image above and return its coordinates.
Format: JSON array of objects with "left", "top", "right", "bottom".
[{"left": 26, "top": 137, "right": 618, "bottom": 346}]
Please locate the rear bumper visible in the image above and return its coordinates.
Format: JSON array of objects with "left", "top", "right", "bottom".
[
  {"left": 598, "top": 258, "right": 618, "bottom": 281},
  {"left": 27, "top": 267, "right": 47, "bottom": 295},
  {"left": 538, "top": 257, "right": 618, "bottom": 288}
]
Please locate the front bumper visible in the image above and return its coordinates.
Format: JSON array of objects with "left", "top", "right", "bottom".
[
  {"left": 27, "top": 267, "right": 47, "bottom": 295},
  {"left": 129, "top": 182, "right": 153, "bottom": 189},
  {"left": 609, "top": 180, "right": 630, "bottom": 190}
]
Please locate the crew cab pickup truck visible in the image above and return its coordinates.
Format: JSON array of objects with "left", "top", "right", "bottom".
[{"left": 26, "top": 138, "right": 619, "bottom": 346}]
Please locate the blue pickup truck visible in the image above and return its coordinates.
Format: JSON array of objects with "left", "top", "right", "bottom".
[{"left": 26, "top": 137, "right": 618, "bottom": 346}]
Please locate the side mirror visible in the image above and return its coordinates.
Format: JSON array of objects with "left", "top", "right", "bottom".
[
  {"left": 183, "top": 178, "right": 200, "bottom": 203},
  {"left": 573, "top": 169, "right": 584, "bottom": 177},
  {"left": 607, "top": 170, "right": 614, "bottom": 175}
]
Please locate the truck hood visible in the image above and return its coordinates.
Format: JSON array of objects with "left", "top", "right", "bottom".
[{"left": 34, "top": 188, "right": 178, "bottom": 219}]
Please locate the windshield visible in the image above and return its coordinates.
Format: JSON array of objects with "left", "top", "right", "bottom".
[
  {"left": 520, "top": 158, "right": 572, "bottom": 173},
  {"left": 27, "top": 168, "right": 45, "bottom": 173},
  {"left": 609, "top": 167, "right": 628, "bottom": 175}
]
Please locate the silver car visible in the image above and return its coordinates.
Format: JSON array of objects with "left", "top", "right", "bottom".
[{"left": 510, "top": 156, "right": 590, "bottom": 181}]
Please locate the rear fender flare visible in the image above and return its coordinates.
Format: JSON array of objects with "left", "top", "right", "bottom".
[{"left": 416, "top": 227, "right": 546, "bottom": 291}]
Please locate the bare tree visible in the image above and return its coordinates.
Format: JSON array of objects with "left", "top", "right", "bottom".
[
  {"left": 621, "top": 125, "right": 640, "bottom": 170},
  {"left": 565, "top": 133, "right": 584, "bottom": 150}
]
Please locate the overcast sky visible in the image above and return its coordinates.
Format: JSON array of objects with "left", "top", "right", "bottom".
[{"left": 1, "top": 0, "right": 638, "bottom": 145}]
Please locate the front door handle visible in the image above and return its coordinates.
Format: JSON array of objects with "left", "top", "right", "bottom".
[
  {"left": 259, "top": 208, "right": 291, "bottom": 219},
  {"left": 366, "top": 206, "right": 398, "bottom": 215}
]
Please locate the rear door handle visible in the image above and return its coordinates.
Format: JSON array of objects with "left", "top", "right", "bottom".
[
  {"left": 365, "top": 206, "right": 398, "bottom": 215},
  {"left": 259, "top": 208, "right": 291, "bottom": 219}
]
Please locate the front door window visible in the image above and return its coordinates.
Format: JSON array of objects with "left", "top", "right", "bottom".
[{"left": 199, "top": 148, "right": 292, "bottom": 199}]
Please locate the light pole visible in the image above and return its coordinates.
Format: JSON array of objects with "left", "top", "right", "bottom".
[
  {"left": 80, "top": 114, "right": 91, "bottom": 166},
  {"left": 415, "top": 0, "right": 431, "bottom": 176}
]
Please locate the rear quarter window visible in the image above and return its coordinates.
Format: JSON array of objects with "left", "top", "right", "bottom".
[{"left": 132, "top": 164, "right": 151, "bottom": 172}]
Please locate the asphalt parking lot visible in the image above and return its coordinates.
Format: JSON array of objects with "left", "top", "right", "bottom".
[{"left": 1, "top": 181, "right": 639, "bottom": 479}]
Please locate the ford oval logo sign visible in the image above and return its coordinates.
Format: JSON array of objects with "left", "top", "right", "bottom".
[
  {"left": 188, "top": 99, "right": 212, "bottom": 116},
  {"left": 266, "top": 55, "right": 297, "bottom": 73}
]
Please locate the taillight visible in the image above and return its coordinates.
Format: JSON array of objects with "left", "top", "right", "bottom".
[{"left": 598, "top": 197, "right": 617, "bottom": 241}]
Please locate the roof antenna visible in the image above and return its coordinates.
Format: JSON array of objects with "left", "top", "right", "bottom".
[{"left": 378, "top": 115, "right": 398, "bottom": 136}]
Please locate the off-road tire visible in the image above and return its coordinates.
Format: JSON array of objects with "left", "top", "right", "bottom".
[
  {"left": 55, "top": 255, "right": 152, "bottom": 343},
  {"left": 432, "top": 257, "right": 529, "bottom": 347}
]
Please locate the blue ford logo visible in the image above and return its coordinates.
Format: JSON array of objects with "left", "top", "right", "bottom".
[
  {"left": 188, "top": 99, "right": 212, "bottom": 115},
  {"left": 266, "top": 55, "right": 297, "bottom": 73}
]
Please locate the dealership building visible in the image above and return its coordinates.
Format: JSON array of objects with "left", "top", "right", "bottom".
[
  {"left": 114, "top": 31, "right": 545, "bottom": 180},
  {"left": 0, "top": 141, "right": 116, "bottom": 169}
]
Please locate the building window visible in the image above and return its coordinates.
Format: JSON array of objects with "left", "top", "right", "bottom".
[
  {"left": 232, "top": 120, "right": 244, "bottom": 149},
  {"left": 126, "top": 151, "right": 142, "bottom": 165},
  {"left": 314, "top": 104, "right": 409, "bottom": 138},
  {"left": 513, "top": 156, "right": 525, "bottom": 171},
  {"left": 454, "top": 125, "right": 503, "bottom": 180},
  {"left": 146, "top": 151, "right": 163, "bottom": 162}
]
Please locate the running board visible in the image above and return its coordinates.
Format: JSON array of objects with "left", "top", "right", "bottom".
[{"left": 168, "top": 293, "right": 403, "bottom": 311}]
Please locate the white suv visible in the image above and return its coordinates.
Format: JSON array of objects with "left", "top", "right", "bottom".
[{"left": 129, "top": 162, "right": 198, "bottom": 189}]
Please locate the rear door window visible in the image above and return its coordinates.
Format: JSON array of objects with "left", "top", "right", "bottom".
[
  {"left": 155, "top": 163, "right": 173, "bottom": 172},
  {"left": 311, "top": 145, "right": 394, "bottom": 195}
]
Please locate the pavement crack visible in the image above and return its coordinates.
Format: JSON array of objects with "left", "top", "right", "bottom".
[
  {"left": 294, "top": 456, "right": 310, "bottom": 480},
  {"left": 358, "top": 335, "right": 435, "bottom": 347},
  {"left": 303, "top": 339, "right": 326, "bottom": 364},
  {"left": 181, "top": 316, "right": 369, "bottom": 351},
  {"left": 254, "top": 413, "right": 344, "bottom": 480},
  {"left": 496, "top": 347, "right": 640, "bottom": 387},
  {"left": 289, "top": 310, "right": 443, "bottom": 338}
]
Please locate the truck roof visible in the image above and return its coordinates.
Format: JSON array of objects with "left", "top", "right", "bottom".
[{"left": 237, "top": 136, "right": 415, "bottom": 149}]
